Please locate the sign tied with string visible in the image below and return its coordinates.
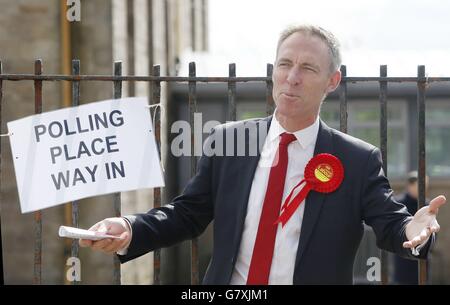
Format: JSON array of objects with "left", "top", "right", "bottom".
[{"left": 7, "top": 97, "right": 164, "bottom": 213}]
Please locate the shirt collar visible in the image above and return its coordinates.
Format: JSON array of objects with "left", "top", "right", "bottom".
[{"left": 268, "top": 110, "right": 320, "bottom": 149}]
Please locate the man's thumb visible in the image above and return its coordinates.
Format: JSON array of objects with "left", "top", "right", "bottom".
[{"left": 429, "top": 195, "right": 446, "bottom": 214}]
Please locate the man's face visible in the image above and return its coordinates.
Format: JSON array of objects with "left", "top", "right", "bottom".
[{"left": 272, "top": 32, "right": 341, "bottom": 120}]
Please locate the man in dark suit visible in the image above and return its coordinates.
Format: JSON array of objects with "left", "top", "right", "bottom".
[{"left": 80, "top": 25, "right": 445, "bottom": 284}]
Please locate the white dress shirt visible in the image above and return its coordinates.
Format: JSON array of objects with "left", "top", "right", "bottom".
[{"left": 229, "top": 114, "right": 320, "bottom": 285}]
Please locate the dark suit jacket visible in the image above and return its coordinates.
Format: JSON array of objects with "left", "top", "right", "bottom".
[{"left": 118, "top": 116, "right": 433, "bottom": 284}]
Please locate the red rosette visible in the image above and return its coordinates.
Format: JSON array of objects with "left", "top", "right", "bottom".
[
  {"left": 304, "top": 153, "right": 344, "bottom": 193},
  {"left": 275, "top": 153, "right": 344, "bottom": 227}
]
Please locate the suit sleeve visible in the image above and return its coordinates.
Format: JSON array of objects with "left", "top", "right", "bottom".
[
  {"left": 361, "top": 147, "right": 433, "bottom": 260},
  {"left": 117, "top": 130, "right": 216, "bottom": 263}
]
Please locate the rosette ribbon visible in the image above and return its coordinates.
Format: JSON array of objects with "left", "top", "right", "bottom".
[{"left": 275, "top": 153, "right": 344, "bottom": 227}]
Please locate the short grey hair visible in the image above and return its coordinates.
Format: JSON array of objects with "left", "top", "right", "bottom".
[{"left": 276, "top": 24, "right": 342, "bottom": 73}]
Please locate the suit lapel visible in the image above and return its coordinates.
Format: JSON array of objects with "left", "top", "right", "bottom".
[
  {"left": 231, "top": 116, "right": 272, "bottom": 261},
  {"left": 294, "top": 120, "right": 335, "bottom": 269}
]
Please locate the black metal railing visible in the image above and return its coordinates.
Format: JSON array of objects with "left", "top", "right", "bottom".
[{"left": 0, "top": 60, "right": 445, "bottom": 285}]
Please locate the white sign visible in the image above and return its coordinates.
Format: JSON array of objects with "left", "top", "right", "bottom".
[{"left": 7, "top": 97, "right": 164, "bottom": 213}]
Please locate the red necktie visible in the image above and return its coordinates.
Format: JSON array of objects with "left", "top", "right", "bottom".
[{"left": 247, "top": 132, "right": 297, "bottom": 285}]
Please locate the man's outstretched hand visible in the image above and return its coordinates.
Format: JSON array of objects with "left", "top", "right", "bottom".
[
  {"left": 403, "top": 195, "right": 446, "bottom": 249},
  {"left": 79, "top": 217, "right": 132, "bottom": 255}
]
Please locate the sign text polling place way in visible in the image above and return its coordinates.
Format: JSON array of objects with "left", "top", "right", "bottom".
[{"left": 7, "top": 97, "right": 164, "bottom": 213}]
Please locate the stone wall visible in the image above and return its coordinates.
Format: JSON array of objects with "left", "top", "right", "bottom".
[{"left": 0, "top": 0, "right": 65, "bottom": 284}]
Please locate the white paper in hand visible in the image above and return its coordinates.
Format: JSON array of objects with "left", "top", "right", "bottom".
[{"left": 58, "top": 225, "right": 122, "bottom": 240}]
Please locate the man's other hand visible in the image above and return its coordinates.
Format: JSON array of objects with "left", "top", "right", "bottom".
[
  {"left": 79, "top": 217, "right": 132, "bottom": 255},
  {"left": 403, "top": 195, "right": 446, "bottom": 249}
]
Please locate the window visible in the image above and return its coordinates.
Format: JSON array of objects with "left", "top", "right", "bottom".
[
  {"left": 236, "top": 98, "right": 409, "bottom": 177},
  {"left": 321, "top": 100, "right": 408, "bottom": 177},
  {"left": 426, "top": 101, "right": 450, "bottom": 177}
]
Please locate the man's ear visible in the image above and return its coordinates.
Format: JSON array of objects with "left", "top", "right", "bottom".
[{"left": 326, "top": 70, "right": 342, "bottom": 93}]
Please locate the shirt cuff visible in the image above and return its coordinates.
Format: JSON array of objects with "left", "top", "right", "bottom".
[
  {"left": 116, "top": 217, "right": 133, "bottom": 256},
  {"left": 411, "top": 236, "right": 430, "bottom": 256}
]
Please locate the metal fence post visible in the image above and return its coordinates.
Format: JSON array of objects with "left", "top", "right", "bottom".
[
  {"left": 112, "top": 61, "right": 123, "bottom": 285},
  {"left": 339, "top": 65, "right": 348, "bottom": 134},
  {"left": 33, "top": 59, "right": 43, "bottom": 285},
  {"left": 69, "top": 60, "right": 81, "bottom": 285},
  {"left": 228, "top": 63, "right": 236, "bottom": 121},
  {"left": 266, "top": 64, "right": 274, "bottom": 116},
  {"left": 188, "top": 62, "right": 199, "bottom": 285},
  {"left": 152, "top": 65, "right": 162, "bottom": 285},
  {"left": 379, "top": 65, "right": 389, "bottom": 285},
  {"left": 417, "top": 65, "right": 428, "bottom": 285}
]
